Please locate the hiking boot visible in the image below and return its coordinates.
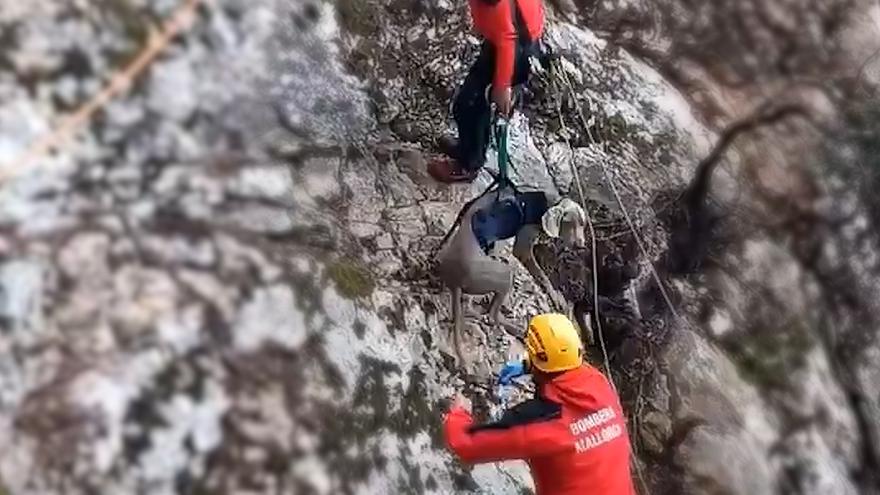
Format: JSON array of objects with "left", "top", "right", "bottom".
[
  {"left": 436, "top": 135, "right": 460, "bottom": 159},
  {"left": 427, "top": 157, "right": 478, "bottom": 184}
]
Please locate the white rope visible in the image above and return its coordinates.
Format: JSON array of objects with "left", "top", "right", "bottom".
[
  {"left": 556, "top": 67, "right": 681, "bottom": 321},
  {"left": 552, "top": 80, "right": 615, "bottom": 388},
  {"left": 553, "top": 58, "right": 662, "bottom": 495}
]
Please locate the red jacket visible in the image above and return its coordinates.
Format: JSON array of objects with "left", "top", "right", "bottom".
[
  {"left": 468, "top": 0, "right": 544, "bottom": 90},
  {"left": 444, "top": 365, "right": 636, "bottom": 495}
]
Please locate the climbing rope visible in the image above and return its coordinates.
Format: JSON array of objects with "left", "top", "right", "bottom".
[
  {"left": 555, "top": 64, "right": 682, "bottom": 322},
  {"left": 552, "top": 85, "right": 615, "bottom": 390},
  {"left": 551, "top": 56, "right": 664, "bottom": 495}
]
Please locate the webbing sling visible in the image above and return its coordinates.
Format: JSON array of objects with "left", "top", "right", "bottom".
[{"left": 495, "top": 117, "right": 511, "bottom": 182}]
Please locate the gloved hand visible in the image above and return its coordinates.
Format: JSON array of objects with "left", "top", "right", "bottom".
[
  {"left": 492, "top": 86, "right": 513, "bottom": 117},
  {"left": 497, "top": 359, "right": 527, "bottom": 385}
]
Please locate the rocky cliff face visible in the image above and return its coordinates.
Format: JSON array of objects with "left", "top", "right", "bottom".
[{"left": 1, "top": 0, "right": 879, "bottom": 494}]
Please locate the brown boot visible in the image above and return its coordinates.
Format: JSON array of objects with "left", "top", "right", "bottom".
[{"left": 427, "top": 157, "right": 478, "bottom": 184}]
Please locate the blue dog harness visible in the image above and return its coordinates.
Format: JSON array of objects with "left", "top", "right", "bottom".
[{"left": 471, "top": 190, "right": 549, "bottom": 253}]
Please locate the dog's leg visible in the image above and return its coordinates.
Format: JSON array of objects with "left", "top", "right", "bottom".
[
  {"left": 489, "top": 291, "right": 524, "bottom": 341},
  {"left": 448, "top": 285, "right": 488, "bottom": 371},
  {"left": 451, "top": 286, "right": 467, "bottom": 367},
  {"left": 485, "top": 270, "right": 511, "bottom": 321},
  {"left": 513, "top": 225, "right": 567, "bottom": 312},
  {"left": 625, "top": 285, "right": 642, "bottom": 320},
  {"left": 486, "top": 269, "right": 523, "bottom": 340},
  {"left": 446, "top": 251, "right": 513, "bottom": 368},
  {"left": 573, "top": 299, "right": 595, "bottom": 346},
  {"left": 462, "top": 257, "right": 522, "bottom": 341}
]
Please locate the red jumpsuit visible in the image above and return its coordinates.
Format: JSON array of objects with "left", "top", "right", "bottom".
[
  {"left": 444, "top": 365, "right": 636, "bottom": 495},
  {"left": 467, "top": 0, "right": 544, "bottom": 90},
  {"left": 442, "top": 0, "right": 544, "bottom": 175}
]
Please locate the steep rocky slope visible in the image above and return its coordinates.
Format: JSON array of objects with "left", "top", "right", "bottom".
[{"left": 0, "top": 0, "right": 879, "bottom": 494}]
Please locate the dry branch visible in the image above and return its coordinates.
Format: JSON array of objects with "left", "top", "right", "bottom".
[{"left": 0, "top": 0, "right": 205, "bottom": 182}]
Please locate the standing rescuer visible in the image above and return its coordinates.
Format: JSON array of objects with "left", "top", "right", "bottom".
[
  {"left": 444, "top": 313, "right": 637, "bottom": 495},
  {"left": 428, "top": 0, "right": 545, "bottom": 183}
]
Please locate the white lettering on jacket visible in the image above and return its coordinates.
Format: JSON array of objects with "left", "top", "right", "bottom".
[
  {"left": 569, "top": 407, "right": 615, "bottom": 436},
  {"left": 568, "top": 406, "right": 624, "bottom": 453},
  {"left": 574, "top": 423, "right": 623, "bottom": 453}
]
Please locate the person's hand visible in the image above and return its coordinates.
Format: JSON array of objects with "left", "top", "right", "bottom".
[
  {"left": 452, "top": 392, "right": 472, "bottom": 412},
  {"left": 492, "top": 85, "right": 513, "bottom": 117},
  {"left": 498, "top": 359, "right": 527, "bottom": 385}
]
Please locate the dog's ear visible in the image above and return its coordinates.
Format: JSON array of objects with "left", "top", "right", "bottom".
[
  {"left": 569, "top": 200, "right": 587, "bottom": 225},
  {"left": 541, "top": 203, "right": 564, "bottom": 238},
  {"left": 542, "top": 199, "right": 583, "bottom": 237}
]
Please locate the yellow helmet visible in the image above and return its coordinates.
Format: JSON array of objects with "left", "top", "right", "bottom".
[{"left": 525, "top": 313, "right": 583, "bottom": 373}]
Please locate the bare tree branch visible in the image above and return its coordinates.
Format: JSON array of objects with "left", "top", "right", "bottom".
[
  {"left": 685, "top": 103, "right": 810, "bottom": 210},
  {"left": 0, "top": 0, "right": 204, "bottom": 180},
  {"left": 854, "top": 44, "right": 880, "bottom": 93}
]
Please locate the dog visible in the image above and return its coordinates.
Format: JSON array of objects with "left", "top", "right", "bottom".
[{"left": 435, "top": 184, "right": 587, "bottom": 366}]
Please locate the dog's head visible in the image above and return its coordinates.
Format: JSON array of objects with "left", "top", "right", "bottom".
[{"left": 541, "top": 198, "right": 587, "bottom": 247}]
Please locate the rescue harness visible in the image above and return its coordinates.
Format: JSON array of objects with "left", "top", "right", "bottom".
[{"left": 437, "top": 117, "right": 550, "bottom": 256}]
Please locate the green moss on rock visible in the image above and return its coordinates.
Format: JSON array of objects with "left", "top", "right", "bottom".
[
  {"left": 326, "top": 258, "right": 375, "bottom": 300},
  {"left": 726, "top": 317, "right": 815, "bottom": 390}
]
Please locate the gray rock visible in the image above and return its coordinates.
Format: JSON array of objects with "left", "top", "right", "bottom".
[
  {"left": 1, "top": 1, "right": 879, "bottom": 494},
  {"left": 390, "top": 117, "right": 422, "bottom": 142},
  {"left": 640, "top": 410, "right": 672, "bottom": 456},
  {"left": 396, "top": 148, "right": 434, "bottom": 187},
  {"left": 0, "top": 260, "right": 44, "bottom": 335},
  {"left": 233, "top": 284, "right": 307, "bottom": 351},
  {"left": 664, "top": 328, "right": 780, "bottom": 494},
  {"left": 147, "top": 56, "right": 199, "bottom": 123},
  {"left": 227, "top": 165, "right": 296, "bottom": 206}
]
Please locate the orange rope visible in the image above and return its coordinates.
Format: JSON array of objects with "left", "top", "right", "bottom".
[{"left": 0, "top": 0, "right": 204, "bottom": 181}]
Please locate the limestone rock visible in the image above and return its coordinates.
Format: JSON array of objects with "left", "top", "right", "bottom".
[{"left": 0, "top": 1, "right": 878, "bottom": 494}]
